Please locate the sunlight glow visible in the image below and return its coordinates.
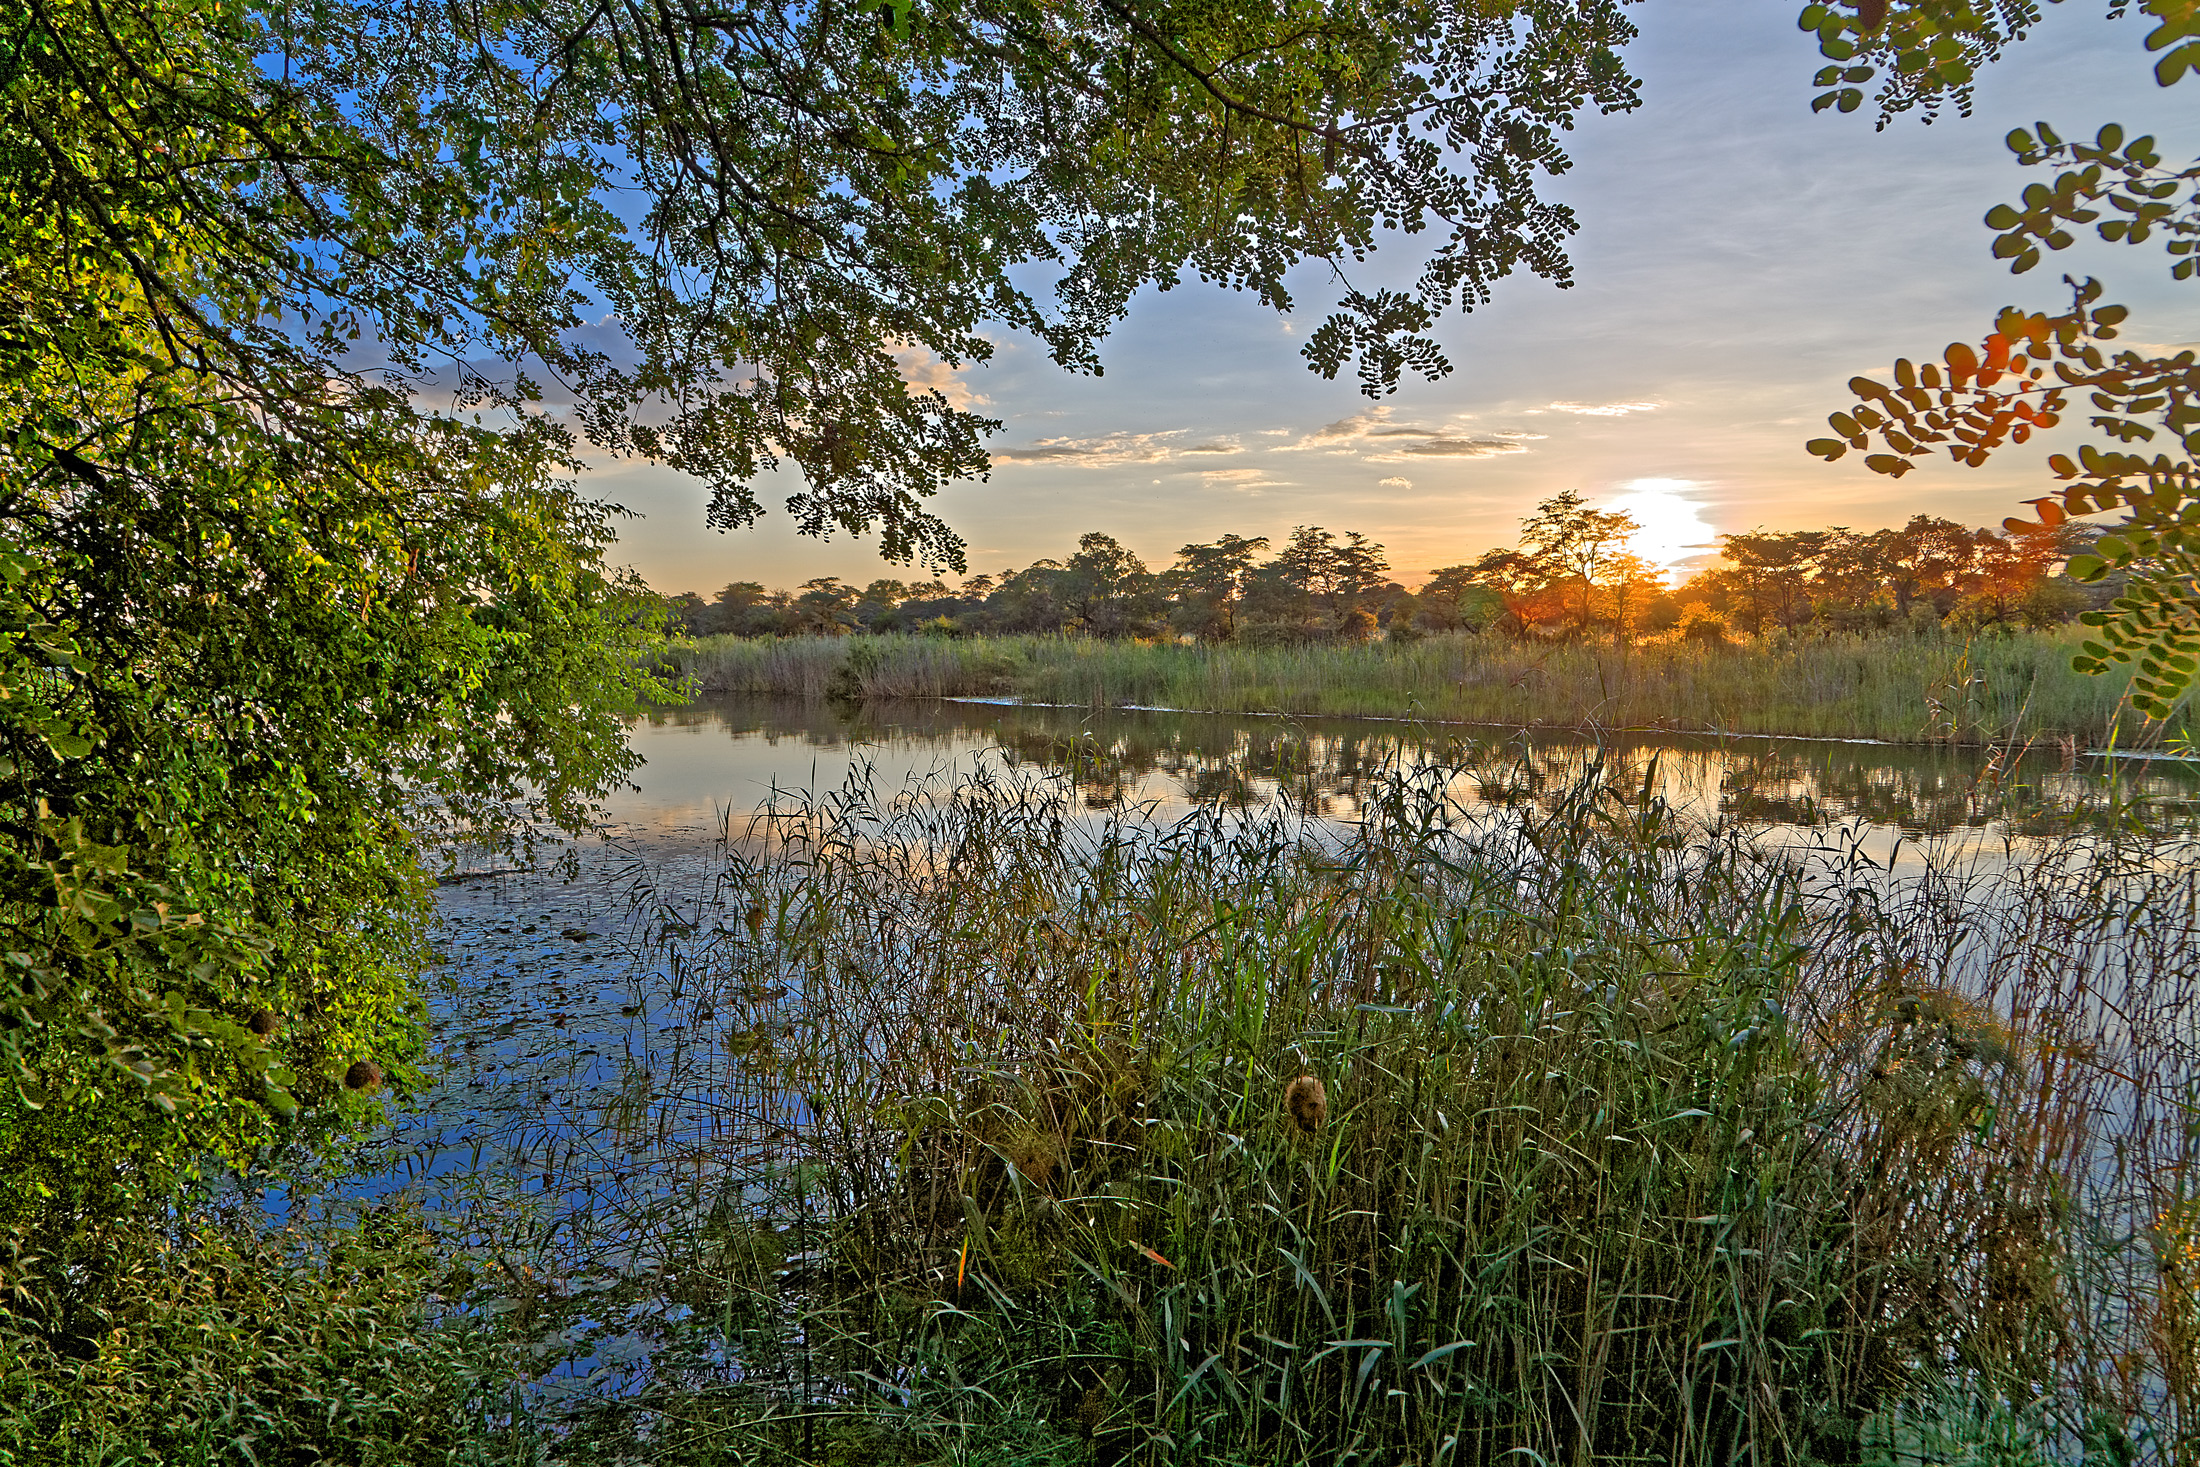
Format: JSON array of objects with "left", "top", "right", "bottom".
[{"left": 1604, "top": 478, "right": 1718, "bottom": 585}]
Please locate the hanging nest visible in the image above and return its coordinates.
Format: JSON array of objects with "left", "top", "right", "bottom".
[{"left": 344, "top": 1060, "right": 385, "bottom": 1092}]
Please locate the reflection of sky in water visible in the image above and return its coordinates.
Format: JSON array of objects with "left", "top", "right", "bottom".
[{"left": 602, "top": 696, "right": 2200, "bottom": 869}]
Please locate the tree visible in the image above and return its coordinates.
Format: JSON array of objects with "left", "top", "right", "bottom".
[
  {"left": 1, "top": 0, "right": 672, "bottom": 1283},
  {"left": 1516, "top": 490, "right": 1641, "bottom": 635},
  {"left": 1061, "top": 533, "right": 1156, "bottom": 637},
  {"left": 1592, "top": 550, "right": 1663, "bottom": 641},
  {"left": 162, "top": 0, "right": 1641, "bottom": 573},
  {"left": 792, "top": 578, "right": 861, "bottom": 636},
  {"left": 1169, "top": 535, "right": 1271, "bottom": 642},
  {"left": 1715, "top": 530, "right": 1833, "bottom": 632},
  {"left": 1330, "top": 532, "right": 1395, "bottom": 613},
  {"left": 1415, "top": 565, "right": 1509, "bottom": 633},
  {"left": 1802, "top": 0, "right": 2200, "bottom": 716}
]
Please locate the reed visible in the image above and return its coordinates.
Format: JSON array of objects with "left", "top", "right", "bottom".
[
  {"left": 518, "top": 754, "right": 2200, "bottom": 1465},
  {"left": 669, "top": 628, "right": 2177, "bottom": 747}
]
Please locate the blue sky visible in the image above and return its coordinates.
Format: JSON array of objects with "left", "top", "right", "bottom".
[{"left": 600, "top": 0, "right": 2198, "bottom": 595}]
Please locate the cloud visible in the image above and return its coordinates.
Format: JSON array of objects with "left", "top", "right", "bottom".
[
  {"left": 1292, "top": 406, "right": 1409, "bottom": 448},
  {"left": 1367, "top": 436, "right": 1530, "bottom": 462},
  {"left": 1531, "top": 400, "right": 1661, "bottom": 417},
  {"left": 1378, "top": 476, "right": 1413, "bottom": 489},
  {"left": 894, "top": 344, "right": 986, "bottom": 410},
  {"left": 1200, "top": 467, "right": 1287, "bottom": 491},
  {"left": 994, "top": 430, "right": 1186, "bottom": 465},
  {"left": 1181, "top": 437, "right": 1244, "bottom": 455},
  {"left": 1287, "top": 405, "right": 1537, "bottom": 463}
]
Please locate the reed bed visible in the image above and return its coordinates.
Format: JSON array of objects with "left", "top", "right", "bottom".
[
  {"left": 487, "top": 755, "right": 2200, "bottom": 1466},
  {"left": 669, "top": 630, "right": 2169, "bottom": 747}
]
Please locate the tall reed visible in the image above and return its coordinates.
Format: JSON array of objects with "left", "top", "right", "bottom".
[
  {"left": 524, "top": 755, "right": 2200, "bottom": 1465},
  {"left": 668, "top": 629, "right": 2171, "bottom": 747}
]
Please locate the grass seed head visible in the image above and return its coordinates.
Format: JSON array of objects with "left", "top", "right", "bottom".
[{"left": 1285, "top": 1074, "right": 1328, "bottom": 1134}]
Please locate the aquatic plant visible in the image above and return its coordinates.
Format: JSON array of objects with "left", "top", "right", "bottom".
[{"left": 501, "top": 751, "right": 2200, "bottom": 1464}]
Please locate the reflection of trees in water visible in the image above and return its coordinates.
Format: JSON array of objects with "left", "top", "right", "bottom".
[
  {"left": 1715, "top": 745, "right": 2198, "bottom": 838},
  {"left": 663, "top": 694, "right": 2199, "bottom": 838}
]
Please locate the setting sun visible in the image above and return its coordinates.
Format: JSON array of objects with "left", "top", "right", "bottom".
[{"left": 1603, "top": 478, "right": 1719, "bottom": 584}]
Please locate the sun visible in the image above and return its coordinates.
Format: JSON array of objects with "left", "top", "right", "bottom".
[{"left": 1602, "top": 478, "right": 1718, "bottom": 584}]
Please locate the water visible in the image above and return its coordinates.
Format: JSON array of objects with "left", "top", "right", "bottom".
[
  {"left": 319, "top": 696, "right": 2198, "bottom": 1396},
  {"left": 602, "top": 695, "right": 2200, "bottom": 853}
]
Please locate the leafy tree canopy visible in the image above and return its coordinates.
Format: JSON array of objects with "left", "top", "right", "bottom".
[
  {"left": 1803, "top": 0, "right": 2200, "bottom": 718},
  {"left": 0, "top": 0, "right": 674, "bottom": 1285}
]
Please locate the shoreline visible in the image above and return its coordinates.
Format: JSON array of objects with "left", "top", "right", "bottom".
[{"left": 918, "top": 694, "right": 2195, "bottom": 761}]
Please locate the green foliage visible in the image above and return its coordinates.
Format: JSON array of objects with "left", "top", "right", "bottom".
[
  {"left": 1792, "top": 0, "right": 2200, "bottom": 123},
  {"left": 0, "top": 0, "right": 672, "bottom": 1275},
  {"left": 1806, "top": 18, "right": 2200, "bottom": 719},
  {"left": 0, "top": 1207, "right": 536, "bottom": 1466},
  {"left": 199, "top": 0, "right": 1650, "bottom": 569}
]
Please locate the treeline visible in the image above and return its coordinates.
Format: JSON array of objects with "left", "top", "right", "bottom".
[{"left": 664, "top": 492, "right": 2111, "bottom": 645}]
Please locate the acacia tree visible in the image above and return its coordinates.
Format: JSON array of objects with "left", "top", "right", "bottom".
[
  {"left": 0, "top": 0, "right": 1661, "bottom": 1268},
  {"left": 1803, "top": 0, "right": 2200, "bottom": 717},
  {"left": 1169, "top": 534, "right": 1271, "bottom": 641},
  {"left": 1061, "top": 533, "right": 1157, "bottom": 637},
  {"left": 1516, "top": 489, "right": 1641, "bottom": 635}
]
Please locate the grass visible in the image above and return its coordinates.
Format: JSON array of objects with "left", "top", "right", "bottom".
[
  {"left": 487, "top": 753, "right": 2200, "bottom": 1465},
  {"left": 668, "top": 629, "right": 2187, "bottom": 748},
  {"left": 19, "top": 748, "right": 2198, "bottom": 1463}
]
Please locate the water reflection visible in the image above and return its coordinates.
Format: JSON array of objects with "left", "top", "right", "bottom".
[{"left": 614, "top": 695, "right": 2200, "bottom": 846}]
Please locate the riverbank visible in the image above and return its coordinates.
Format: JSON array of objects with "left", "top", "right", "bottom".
[{"left": 670, "top": 628, "right": 2178, "bottom": 747}]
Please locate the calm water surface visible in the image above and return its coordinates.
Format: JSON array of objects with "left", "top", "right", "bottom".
[{"left": 599, "top": 695, "right": 2200, "bottom": 855}]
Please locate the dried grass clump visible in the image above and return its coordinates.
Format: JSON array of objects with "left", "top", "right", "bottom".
[{"left": 1283, "top": 1074, "right": 1327, "bottom": 1133}]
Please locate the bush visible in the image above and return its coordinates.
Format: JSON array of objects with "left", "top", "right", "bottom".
[{"left": 0, "top": 1206, "right": 534, "bottom": 1466}]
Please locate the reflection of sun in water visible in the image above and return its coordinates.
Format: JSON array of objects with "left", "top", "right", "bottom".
[{"left": 1603, "top": 478, "right": 1718, "bottom": 584}]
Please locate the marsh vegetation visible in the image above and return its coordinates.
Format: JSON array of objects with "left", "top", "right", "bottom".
[{"left": 671, "top": 628, "right": 2181, "bottom": 749}]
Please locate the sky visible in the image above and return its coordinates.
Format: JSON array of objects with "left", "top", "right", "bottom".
[{"left": 593, "top": 0, "right": 2198, "bottom": 595}]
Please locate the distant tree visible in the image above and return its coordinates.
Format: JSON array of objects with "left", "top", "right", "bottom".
[
  {"left": 1168, "top": 535, "right": 1271, "bottom": 642},
  {"left": 1592, "top": 551, "right": 1663, "bottom": 641},
  {"left": 1330, "top": 532, "right": 1394, "bottom": 612},
  {"left": 1716, "top": 530, "right": 1834, "bottom": 632},
  {"left": 792, "top": 578, "right": 860, "bottom": 636},
  {"left": 985, "top": 562, "right": 1069, "bottom": 634},
  {"left": 1061, "top": 533, "right": 1156, "bottom": 637},
  {"left": 1271, "top": 526, "right": 1343, "bottom": 618},
  {"left": 1514, "top": 491, "right": 1641, "bottom": 635},
  {"left": 854, "top": 579, "right": 913, "bottom": 631},
  {"left": 667, "top": 591, "right": 711, "bottom": 635},
  {"left": 1415, "top": 565, "right": 1508, "bottom": 632},
  {"left": 1869, "top": 516, "right": 1978, "bottom": 620}
]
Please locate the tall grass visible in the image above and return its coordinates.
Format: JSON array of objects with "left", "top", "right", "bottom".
[
  {"left": 504, "top": 756, "right": 2200, "bottom": 1465},
  {"left": 670, "top": 629, "right": 2178, "bottom": 747}
]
